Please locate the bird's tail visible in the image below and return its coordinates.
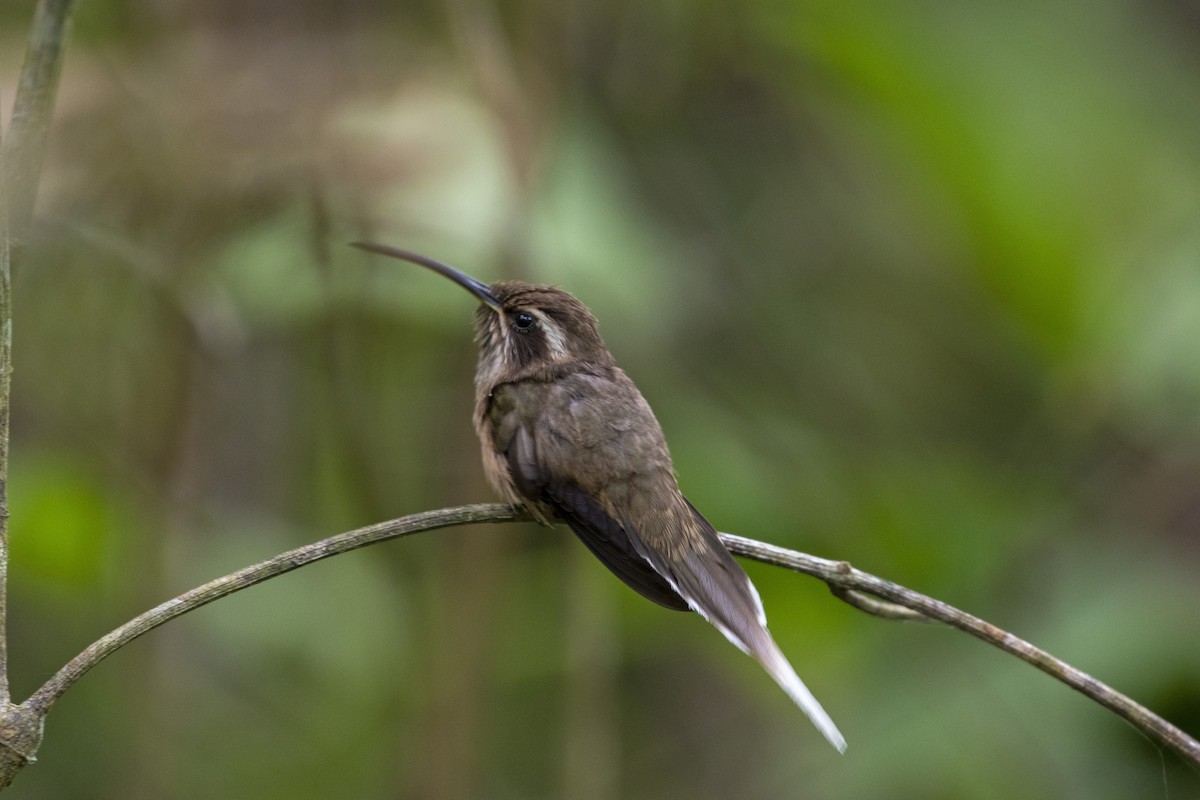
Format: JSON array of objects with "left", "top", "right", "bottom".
[
  {"left": 623, "top": 496, "right": 847, "bottom": 752},
  {"left": 662, "top": 548, "right": 847, "bottom": 752},
  {"left": 752, "top": 634, "right": 847, "bottom": 753}
]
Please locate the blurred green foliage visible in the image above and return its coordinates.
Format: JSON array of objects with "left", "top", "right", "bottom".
[
  {"left": 3, "top": 0, "right": 1199, "bottom": 797},
  {"left": 9, "top": 454, "right": 112, "bottom": 593}
]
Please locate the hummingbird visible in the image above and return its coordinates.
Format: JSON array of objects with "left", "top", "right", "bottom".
[{"left": 354, "top": 242, "right": 846, "bottom": 752}]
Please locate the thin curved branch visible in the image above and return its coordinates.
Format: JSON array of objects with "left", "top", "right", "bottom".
[
  {"left": 22, "top": 503, "right": 1200, "bottom": 772},
  {"left": 718, "top": 532, "right": 1200, "bottom": 767},
  {"left": 24, "top": 504, "right": 529, "bottom": 715},
  {"left": 827, "top": 585, "right": 931, "bottom": 622}
]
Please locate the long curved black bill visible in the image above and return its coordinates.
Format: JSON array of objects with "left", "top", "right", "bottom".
[{"left": 352, "top": 242, "right": 502, "bottom": 311}]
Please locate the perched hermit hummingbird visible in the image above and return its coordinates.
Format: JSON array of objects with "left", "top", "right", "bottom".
[{"left": 355, "top": 242, "right": 846, "bottom": 752}]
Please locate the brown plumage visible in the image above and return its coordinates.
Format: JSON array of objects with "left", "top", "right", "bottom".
[{"left": 354, "top": 243, "right": 846, "bottom": 752}]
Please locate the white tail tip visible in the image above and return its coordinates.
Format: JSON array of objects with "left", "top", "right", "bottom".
[{"left": 762, "top": 642, "right": 847, "bottom": 753}]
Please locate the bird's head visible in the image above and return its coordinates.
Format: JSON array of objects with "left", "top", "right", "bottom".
[{"left": 353, "top": 243, "right": 614, "bottom": 383}]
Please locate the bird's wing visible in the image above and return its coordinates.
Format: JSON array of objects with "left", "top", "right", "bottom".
[{"left": 499, "top": 391, "right": 689, "bottom": 610}]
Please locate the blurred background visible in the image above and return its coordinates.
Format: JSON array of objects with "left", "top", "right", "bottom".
[{"left": 3, "top": 0, "right": 1200, "bottom": 797}]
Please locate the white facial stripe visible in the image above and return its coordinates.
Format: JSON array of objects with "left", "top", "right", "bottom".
[{"left": 531, "top": 309, "right": 570, "bottom": 361}]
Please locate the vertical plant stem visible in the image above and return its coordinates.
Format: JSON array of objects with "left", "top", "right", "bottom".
[
  {"left": 0, "top": 110, "right": 9, "bottom": 708},
  {"left": 2, "top": 0, "right": 77, "bottom": 244},
  {"left": 0, "top": 0, "right": 78, "bottom": 708}
]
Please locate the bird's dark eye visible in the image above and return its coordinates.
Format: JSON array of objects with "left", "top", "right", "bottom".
[{"left": 513, "top": 311, "right": 536, "bottom": 331}]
